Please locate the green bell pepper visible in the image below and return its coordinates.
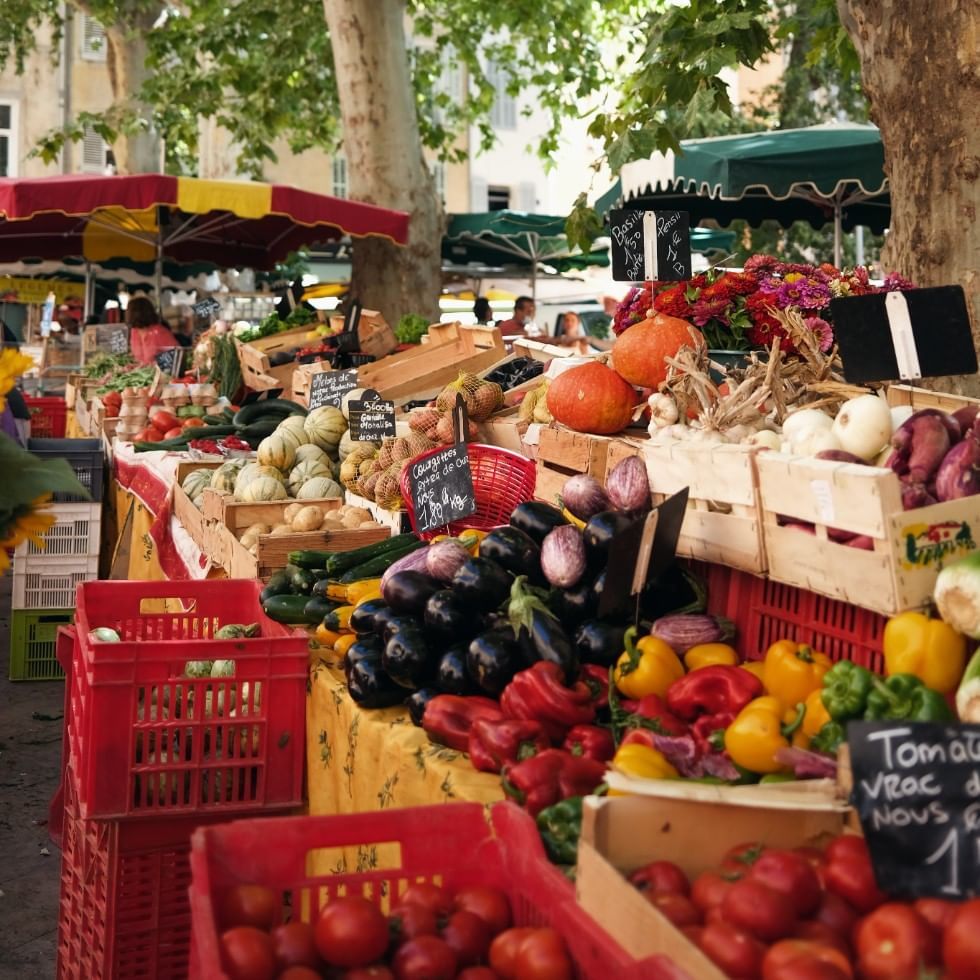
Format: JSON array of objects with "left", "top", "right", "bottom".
[
  {"left": 864, "top": 673, "right": 953, "bottom": 722},
  {"left": 821, "top": 661, "right": 874, "bottom": 721},
  {"left": 536, "top": 795, "right": 583, "bottom": 867},
  {"left": 810, "top": 721, "right": 846, "bottom": 754}
]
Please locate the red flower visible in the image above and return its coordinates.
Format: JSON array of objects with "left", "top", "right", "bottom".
[
  {"left": 653, "top": 285, "right": 694, "bottom": 319},
  {"left": 720, "top": 271, "right": 758, "bottom": 296}
]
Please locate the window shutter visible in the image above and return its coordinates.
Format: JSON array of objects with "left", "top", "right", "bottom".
[
  {"left": 81, "top": 15, "right": 107, "bottom": 61},
  {"left": 516, "top": 182, "right": 537, "bottom": 213},
  {"left": 81, "top": 125, "right": 107, "bottom": 173},
  {"left": 470, "top": 176, "right": 488, "bottom": 211},
  {"left": 332, "top": 155, "right": 348, "bottom": 198}
]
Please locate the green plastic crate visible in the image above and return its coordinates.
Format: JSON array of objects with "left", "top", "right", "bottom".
[{"left": 9, "top": 608, "right": 73, "bottom": 681}]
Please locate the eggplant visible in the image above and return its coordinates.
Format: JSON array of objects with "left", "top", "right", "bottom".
[
  {"left": 638, "top": 564, "right": 708, "bottom": 621},
  {"left": 383, "top": 571, "right": 442, "bottom": 614},
  {"left": 368, "top": 604, "right": 404, "bottom": 640},
  {"left": 583, "top": 510, "right": 636, "bottom": 568},
  {"left": 467, "top": 628, "right": 523, "bottom": 696},
  {"left": 508, "top": 575, "right": 578, "bottom": 682},
  {"left": 342, "top": 636, "right": 383, "bottom": 674},
  {"left": 451, "top": 557, "right": 512, "bottom": 611},
  {"left": 550, "top": 576, "right": 598, "bottom": 625},
  {"left": 436, "top": 644, "right": 478, "bottom": 695},
  {"left": 509, "top": 501, "right": 568, "bottom": 544},
  {"left": 346, "top": 653, "right": 405, "bottom": 708},
  {"left": 478, "top": 526, "right": 542, "bottom": 579},
  {"left": 574, "top": 620, "right": 627, "bottom": 667},
  {"left": 383, "top": 614, "right": 423, "bottom": 644},
  {"left": 405, "top": 688, "right": 438, "bottom": 727},
  {"left": 424, "top": 590, "right": 477, "bottom": 642},
  {"left": 349, "top": 598, "right": 391, "bottom": 635},
  {"left": 382, "top": 624, "right": 433, "bottom": 689}
]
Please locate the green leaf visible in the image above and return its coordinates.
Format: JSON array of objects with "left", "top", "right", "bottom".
[{"left": 0, "top": 439, "right": 90, "bottom": 507}]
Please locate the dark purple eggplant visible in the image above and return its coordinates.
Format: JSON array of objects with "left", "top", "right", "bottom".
[
  {"left": 436, "top": 644, "right": 477, "bottom": 695},
  {"left": 583, "top": 510, "right": 635, "bottom": 567},
  {"left": 574, "top": 620, "right": 627, "bottom": 667},
  {"left": 382, "top": 622, "right": 433, "bottom": 689},
  {"left": 405, "top": 688, "right": 438, "bottom": 727},
  {"left": 423, "top": 589, "right": 477, "bottom": 642},
  {"left": 509, "top": 501, "right": 569, "bottom": 544},
  {"left": 478, "top": 526, "right": 541, "bottom": 578},
  {"left": 451, "top": 557, "right": 512, "bottom": 611},
  {"left": 383, "top": 571, "right": 442, "bottom": 614},
  {"left": 467, "top": 628, "right": 523, "bottom": 695}
]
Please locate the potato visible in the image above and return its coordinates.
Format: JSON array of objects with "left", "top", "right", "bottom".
[
  {"left": 283, "top": 502, "right": 304, "bottom": 524},
  {"left": 341, "top": 512, "right": 366, "bottom": 529},
  {"left": 291, "top": 505, "right": 324, "bottom": 532},
  {"left": 270, "top": 523, "right": 293, "bottom": 536},
  {"left": 248, "top": 542, "right": 259, "bottom": 556},
  {"left": 320, "top": 515, "right": 344, "bottom": 530},
  {"left": 346, "top": 507, "right": 372, "bottom": 523},
  {"left": 243, "top": 522, "right": 270, "bottom": 537},
  {"left": 240, "top": 531, "right": 260, "bottom": 549}
]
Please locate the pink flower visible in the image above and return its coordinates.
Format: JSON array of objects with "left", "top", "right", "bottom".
[{"left": 804, "top": 316, "right": 834, "bottom": 352}]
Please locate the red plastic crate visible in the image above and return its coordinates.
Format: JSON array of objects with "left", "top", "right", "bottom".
[
  {"left": 699, "top": 561, "right": 886, "bottom": 674},
  {"left": 67, "top": 579, "right": 309, "bottom": 820},
  {"left": 189, "top": 802, "right": 684, "bottom": 980},
  {"left": 25, "top": 395, "right": 68, "bottom": 438}
]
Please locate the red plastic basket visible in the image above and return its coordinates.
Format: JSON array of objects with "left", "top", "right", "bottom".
[
  {"left": 67, "top": 579, "right": 309, "bottom": 820},
  {"left": 699, "top": 561, "right": 886, "bottom": 674},
  {"left": 188, "top": 802, "right": 683, "bottom": 980},
  {"left": 25, "top": 395, "right": 68, "bottom": 438},
  {"left": 400, "top": 443, "right": 537, "bottom": 540}
]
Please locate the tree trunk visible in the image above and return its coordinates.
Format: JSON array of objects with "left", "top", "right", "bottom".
[
  {"left": 838, "top": 0, "right": 980, "bottom": 394},
  {"left": 322, "top": 0, "right": 443, "bottom": 324}
]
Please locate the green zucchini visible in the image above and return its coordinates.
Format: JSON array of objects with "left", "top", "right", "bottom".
[
  {"left": 288, "top": 534, "right": 413, "bottom": 573},
  {"left": 304, "top": 596, "right": 339, "bottom": 622},
  {"left": 262, "top": 593, "right": 320, "bottom": 625},
  {"left": 203, "top": 413, "right": 227, "bottom": 425},
  {"left": 260, "top": 570, "right": 293, "bottom": 602},
  {"left": 233, "top": 399, "right": 307, "bottom": 427},
  {"left": 238, "top": 418, "right": 283, "bottom": 440},
  {"left": 337, "top": 541, "right": 426, "bottom": 582},
  {"left": 290, "top": 567, "right": 316, "bottom": 595}
]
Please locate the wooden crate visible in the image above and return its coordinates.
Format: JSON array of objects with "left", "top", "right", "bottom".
[
  {"left": 477, "top": 407, "right": 536, "bottom": 458},
  {"left": 607, "top": 436, "right": 767, "bottom": 574},
  {"left": 532, "top": 424, "right": 622, "bottom": 506},
  {"left": 344, "top": 491, "right": 409, "bottom": 535},
  {"left": 357, "top": 322, "right": 507, "bottom": 404},
  {"left": 172, "top": 460, "right": 223, "bottom": 552},
  {"left": 355, "top": 310, "right": 398, "bottom": 359},
  {"left": 290, "top": 361, "right": 333, "bottom": 407},
  {"left": 201, "top": 487, "right": 343, "bottom": 531},
  {"left": 235, "top": 325, "right": 313, "bottom": 392}
]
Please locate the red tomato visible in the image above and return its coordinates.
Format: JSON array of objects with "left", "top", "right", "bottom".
[
  {"left": 454, "top": 885, "right": 513, "bottom": 934},
  {"left": 795, "top": 846, "right": 828, "bottom": 879},
  {"left": 854, "top": 902, "right": 939, "bottom": 979},
  {"left": 456, "top": 970, "right": 499, "bottom": 980},
  {"left": 164, "top": 426, "right": 183, "bottom": 438},
  {"left": 697, "top": 921, "right": 766, "bottom": 979},
  {"left": 342, "top": 969, "right": 394, "bottom": 980},
  {"left": 219, "top": 885, "right": 280, "bottom": 930},
  {"left": 183, "top": 416, "right": 206, "bottom": 428},
  {"left": 721, "top": 878, "right": 798, "bottom": 941},
  {"left": 792, "top": 920, "right": 850, "bottom": 957},
  {"left": 812, "top": 891, "right": 859, "bottom": 942},
  {"left": 137, "top": 427, "right": 163, "bottom": 442},
  {"left": 823, "top": 836, "right": 887, "bottom": 913},
  {"left": 391, "top": 935, "right": 457, "bottom": 980},
  {"left": 764, "top": 962, "right": 851, "bottom": 980},
  {"left": 389, "top": 903, "right": 438, "bottom": 943},
  {"left": 152, "top": 411, "right": 180, "bottom": 433},
  {"left": 762, "top": 939, "right": 853, "bottom": 980},
  {"left": 441, "top": 910, "right": 491, "bottom": 967},
  {"left": 271, "top": 922, "right": 320, "bottom": 970},
  {"left": 721, "top": 841, "right": 767, "bottom": 872},
  {"left": 489, "top": 928, "right": 537, "bottom": 979},
  {"left": 943, "top": 898, "right": 980, "bottom": 980},
  {"left": 398, "top": 883, "right": 454, "bottom": 916},
  {"left": 220, "top": 926, "right": 277, "bottom": 980},
  {"left": 749, "top": 849, "right": 822, "bottom": 916},
  {"left": 628, "top": 860, "right": 690, "bottom": 897},
  {"left": 681, "top": 925, "right": 705, "bottom": 946},
  {"left": 914, "top": 897, "right": 959, "bottom": 938},
  {"left": 691, "top": 871, "right": 739, "bottom": 913},
  {"left": 314, "top": 896, "right": 389, "bottom": 968},
  {"left": 646, "top": 893, "right": 702, "bottom": 928},
  {"left": 513, "top": 928, "right": 572, "bottom": 980},
  {"left": 278, "top": 969, "right": 322, "bottom": 980}
]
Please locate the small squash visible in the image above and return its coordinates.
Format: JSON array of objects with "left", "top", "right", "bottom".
[
  {"left": 545, "top": 361, "right": 638, "bottom": 435},
  {"left": 287, "top": 459, "right": 334, "bottom": 495},
  {"left": 294, "top": 443, "right": 330, "bottom": 467},
  {"left": 257, "top": 433, "right": 296, "bottom": 471},
  {"left": 209, "top": 460, "right": 245, "bottom": 493},
  {"left": 296, "top": 476, "right": 343, "bottom": 500},
  {"left": 304, "top": 405, "right": 348, "bottom": 452},
  {"left": 240, "top": 476, "right": 288, "bottom": 502}
]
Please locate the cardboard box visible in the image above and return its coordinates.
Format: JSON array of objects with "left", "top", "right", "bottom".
[{"left": 577, "top": 795, "right": 846, "bottom": 978}]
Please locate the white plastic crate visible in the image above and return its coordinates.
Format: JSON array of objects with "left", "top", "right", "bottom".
[
  {"left": 12, "top": 557, "right": 99, "bottom": 610},
  {"left": 13, "top": 502, "right": 101, "bottom": 561}
]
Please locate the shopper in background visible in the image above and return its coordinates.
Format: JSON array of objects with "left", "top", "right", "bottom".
[
  {"left": 126, "top": 296, "right": 179, "bottom": 365},
  {"left": 473, "top": 297, "right": 494, "bottom": 325},
  {"left": 497, "top": 296, "right": 537, "bottom": 338}
]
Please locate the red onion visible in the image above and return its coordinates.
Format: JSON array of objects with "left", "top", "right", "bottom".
[
  {"left": 936, "top": 436, "right": 980, "bottom": 502},
  {"left": 561, "top": 474, "right": 610, "bottom": 521},
  {"left": 815, "top": 449, "right": 866, "bottom": 464},
  {"left": 846, "top": 535, "right": 875, "bottom": 550},
  {"left": 540, "top": 525, "right": 586, "bottom": 588},
  {"left": 953, "top": 405, "right": 980, "bottom": 433},
  {"left": 605, "top": 455, "right": 651, "bottom": 512},
  {"left": 889, "top": 412, "right": 952, "bottom": 483},
  {"left": 425, "top": 539, "right": 470, "bottom": 583},
  {"left": 901, "top": 481, "right": 938, "bottom": 510},
  {"left": 650, "top": 614, "right": 732, "bottom": 653}
]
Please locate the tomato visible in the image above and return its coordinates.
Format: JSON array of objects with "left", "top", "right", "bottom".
[
  {"left": 646, "top": 892, "right": 702, "bottom": 928},
  {"left": 137, "top": 427, "right": 163, "bottom": 442},
  {"left": 389, "top": 903, "right": 438, "bottom": 943},
  {"left": 628, "top": 860, "right": 690, "bottom": 897},
  {"left": 792, "top": 920, "right": 850, "bottom": 957},
  {"left": 278, "top": 969, "right": 322, "bottom": 980},
  {"left": 854, "top": 902, "right": 940, "bottom": 979},
  {"left": 453, "top": 885, "right": 513, "bottom": 934},
  {"left": 748, "top": 849, "right": 822, "bottom": 916},
  {"left": 391, "top": 935, "right": 457, "bottom": 980},
  {"left": 691, "top": 871, "right": 739, "bottom": 913},
  {"left": 513, "top": 928, "right": 572, "bottom": 980},
  {"left": 697, "top": 921, "right": 766, "bottom": 979},
  {"left": 456, "top": 969, "right": 498, "bottom": 980},
  {"left": 220, "top": 885, "right": 280, "bottom": 930},
  {"left": 164, "top": 426, "right": 183, "bottom": 438},
  {"left": 943, "top": 898, "right": 980, "bottom": 980},
  {"left": 721, "top": 841, "right": 767, "bottom": 872},
  {"left": 721, "top": 878, "right": 797, "bottom": 941},
  {"left": 271, "top": 922, "right": 320, "bottom": 970},
  {"left": 398, "top": 883, "right": 454, "bottom": 916},
  {"left": 764, "top": 962, "right": 851, "bottom": 980},
  {"left": 441, "top": 910, "right": 491, "bottom": 967},
  {"left": 342, "top": 969, "right": 394, "bottom": 980},
  {"left": 314, "top": 896, "right": 390, "bottom": 968},
  {"left": 823, "top": 836, "right": 886, "bottom": 913},
  {"left": 220, "top": 926, "right": 277, "bottom": 980},
  {"left": 762, "top": 939, "right": 853, "bottom": 980},
  {"left": 182, "top": 416, "right": 206, "bottom": 428},
  {"left": 914, "top": 897, "right": 959, "bottom": 938},
  {"left": 489, "top": 928, "right": 537, "bottom": 979},
  {"left": 680, "top": 925, "right": 705, "bottom": 946},
  {"left": 152, "top": 411, "right": 180, "bottom": 433},
  {"left": 794, "top": 846, "right": 828, "bottom": 882},
  {"left": 812, "top": 891, "right": 859, "bottom": 942}
]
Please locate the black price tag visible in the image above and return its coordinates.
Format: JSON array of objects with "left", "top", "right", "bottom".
[
  {"left": 109, "top": 327, "right": 129, "bottom": 354},
  {"left": 831, "top": 285, "right": 978, "bottom": 384},
  {"left": 409, "top": 443, "right": 476, "bottom": 534},
  {"left": 155, "top": 346, "right": 185, "bottom": 376},
  {"left": 308, "top": 368, "right": 359, "bottom": 410},
  {"left": 349, "top": 389, "right": 395, "bottom": 441},
  {"left": 193, "top": 297, "right": 222, "bottom": 320},
  {"left": 849, "top": 721, "right": 980, "bottom": 899},
  {"left": 609, "top": 209, "right": 692, "bottom": 283}
]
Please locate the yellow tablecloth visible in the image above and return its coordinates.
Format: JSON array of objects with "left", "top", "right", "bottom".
[{"left": 306, "top": 647, "right": 504, "bottom": 817}]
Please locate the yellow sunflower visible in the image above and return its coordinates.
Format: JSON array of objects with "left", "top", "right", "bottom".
[
  {"left": 0, "top": 348, "right": 34, "bottom": 412},
  {"left": 0, "top": 494, "right": 56, "bottom": 573}
]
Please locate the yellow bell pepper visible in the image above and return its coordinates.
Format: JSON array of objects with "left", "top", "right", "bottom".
[
  {"left": 613, "top": 627, "right": 684, "bottom": 699},
  {"left": 763, "top": 640, "right": 832, "bottom": 710},
  {"left": 883, "top": 611, "right": 967, "bottom": 694},
  {"left": 685, "top": 643, "right": 739, "bottom": 671},
  {"left": 314, "top": 624, "right": 342, "bottom": 648},
  {"left": 740, "top": 661, "right": 767, "bottom": 685},
  {"left": 802, "top": 688, "right": 832, "bottom": 739},
  {"left": 612, "top": 743, "right": 679, "bottom": 780},
  {"left": 333, "top": 633, "right": 357, "bottom": 657},
  {"left": 724, "top": 696, "right": 805, "bottom": 774}
]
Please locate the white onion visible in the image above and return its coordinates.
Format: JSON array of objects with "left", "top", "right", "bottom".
[
  {"left": 744, "top": 430, "right": 781, "bottom": 451},
  {"left": 792, "top": 427, "right": 841, "bottom": 456},
  {"left": 782, "top": 408, "right": 833, "bottom": 442},
  {"left": 832, "top": 395, "right": 893, "bottom": 461}
]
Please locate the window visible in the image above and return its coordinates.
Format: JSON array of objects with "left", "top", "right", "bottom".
[
  {"left": 332, "top": 155, "right": 348, "bottom": 198},
  {"left": 80, "top": 14, "right": 107, "bottom": 62},
  {"left": 0, "top": 102, "right": 16, "bottom": 177},
  {"left": 487, "top": 186, "right": 510, "bottom": 211},
  {"left": 81, "top": 124, "right": 108, "bottom": 173},
  {"left": 434, "top": 47, "right": 463, "bottom": 124},
  {"left": 487, "top": 62, "right": 516, "bottom": 130},
  {"left": 431, "top": 160, "right": 446, "bottom": 202}
]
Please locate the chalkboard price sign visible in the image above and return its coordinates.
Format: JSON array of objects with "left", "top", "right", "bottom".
[
  {"left": 849, "top": 720, "right": 980, "bottom": 899},
  {"left": 349, "top": 389, "right": 395, "bottom": 441},
  {"left": 408, "top": 443, "right": 476, "bottom": 534},
  {"left": 109, "top": 327, "right": 129, "bottom": 354},
  {"left": 193, "top": 297, "right": 222, "bottom": 320},
  {"left": 155, "top": 346, "right": 185, "bottom": 376},
  {"left": 308, "top": 368, "right": 359, "bottom": 410},
  {"left": 609, "top": 209, "right": 692, "bottom": 283}
]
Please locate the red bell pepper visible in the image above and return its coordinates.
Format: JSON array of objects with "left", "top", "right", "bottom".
[
  {"left": 624, "top": 693, "right": 689, "bottom": 737},
  {"left": 422, "top": 695, "right": 504, "bottom": 752},
  {"left": 467, "top": 717, "right": 550, "bottom": 774},
  {"left": 500, "top": 661, "right": 596, "bottom": 742},
  {"left": 579, "top": 663, "right": 609, "bottom": 709},
  {"left": 665, "top": 665, "right": 762, "bottom": 721},
  {"left": 501, "top": 748, "right": 606, "bottom": 816},
  {"left": 563, "top": 724, "right": 615, "bottom": 762},
  {"left": 690, "top": 711, "right": 736, "bottom": 754}
]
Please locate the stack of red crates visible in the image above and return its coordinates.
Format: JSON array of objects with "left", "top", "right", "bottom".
[{"left": 53, "top": 579, "right": 309, "bottom": 980}]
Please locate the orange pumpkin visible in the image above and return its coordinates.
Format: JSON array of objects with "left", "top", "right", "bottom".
[
  {"left": 611, "top": 313, "right": 704, "bottom": 388},
  {"left": 546, "top": 361, "right": 637, "bottom": 435}
]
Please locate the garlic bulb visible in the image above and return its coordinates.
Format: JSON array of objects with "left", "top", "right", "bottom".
[{"left": 648, "top": 392, "right": 680, "bottom": 429}]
